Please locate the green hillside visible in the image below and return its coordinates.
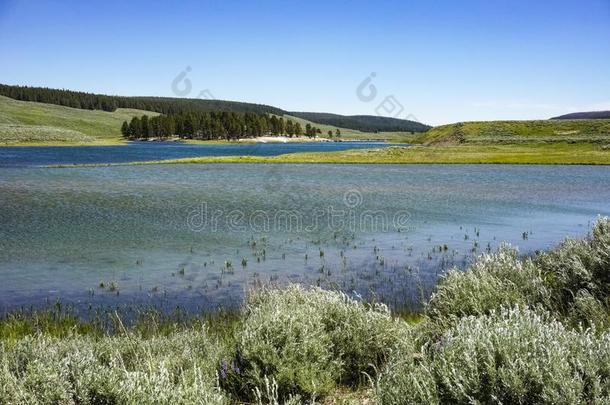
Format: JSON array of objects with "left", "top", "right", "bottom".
[
  {"left": 283, "top": 114, "right": 415, "bottom": 142},
  {"left": 289, "top": 111, "right": 431, "bottom": 133},
  {"left": 552, "top": 111, "right": 610, "bottom": 120},
  {"left": 0, "top": 95, "right": 417, "bottom": 146},
  {"left": 0, "top": 83, "right": 284, "bottom": 116},
  {"left": 0, "top": 96, "right": 157, "bottom": 145},
  {"left": 0, "top": 84, "right": 430, "bottom": 136},
  {"left": 419, "top": 119, "right": 610, "bottom": 145}
]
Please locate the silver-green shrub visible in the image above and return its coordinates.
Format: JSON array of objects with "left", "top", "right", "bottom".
[
  {"left": 426, "top": 218, "right": 610, "bottom": 333},
  {"left": 232, "top": 285, "right": 410, "bottom": 401},
  {"left": 426, "top": 246, "right": 549, "bottom": 330},
  {"left": 0, "top": 327, "right": 228, "bottom": 404},
  {"left": 535, "top": 216, "right": 610, "bottom": 328},
  {"left": 378, "top": 307, "right": 610, "bottom": 404}
]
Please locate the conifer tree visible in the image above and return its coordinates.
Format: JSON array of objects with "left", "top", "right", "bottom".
[{"left": 121, "top": 121, "right": 130, "bottom": 138}]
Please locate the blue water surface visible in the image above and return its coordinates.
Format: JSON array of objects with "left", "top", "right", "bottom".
[
  {"left": 0, "top": 141, "right": 397, "bottom": 167},
  {"left": 1, "top": 163, "right": 609, "bottom": 314}
]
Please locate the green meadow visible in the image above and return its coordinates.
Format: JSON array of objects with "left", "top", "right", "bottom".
[
  {"left": 0, "top": 95, "right": 157, "bottom": 146},
  {"left": 418, "top": 119, "right": 610, "bottom": 145}
]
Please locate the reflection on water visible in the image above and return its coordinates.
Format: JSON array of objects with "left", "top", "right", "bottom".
[{"left": 1, "top": 163, "right": 609, "bottom": 314}]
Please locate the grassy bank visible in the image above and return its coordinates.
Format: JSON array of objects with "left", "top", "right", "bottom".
[
  {"left": 2, "top": 218, "right": 610, "bottom": 404},
  {"left": 76, "top": 142, "right": 610, "bottom": 167}
]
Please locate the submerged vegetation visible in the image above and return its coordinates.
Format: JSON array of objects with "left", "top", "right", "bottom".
[{"left": 2, "top": 218, "right": 610, "bottom": 403}]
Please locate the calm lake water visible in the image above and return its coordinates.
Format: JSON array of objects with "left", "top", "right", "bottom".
[
  {"left": 1, "top": 161, "right": 610, "bottom": 315},
  {"left": 0, "top": 141, "right": 395, "bottom": 167}
]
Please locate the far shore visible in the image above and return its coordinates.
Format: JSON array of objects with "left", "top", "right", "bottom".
[
  {"left": 139, "top": 135, "right": 390, "bottom": 144},
  {"left": 1, "top": 136, "right": 395, "bottom": 147},
  {"left": 46, "top": 142, "right": 610, "bottom": 167}
]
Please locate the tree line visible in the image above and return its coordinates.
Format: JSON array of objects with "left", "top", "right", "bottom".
[
  {"left": 0, "top": 84, "right": 284, "bottom": 115},
  {"left": 121, "top": 112, "right": 339, "bottom": 140},
  {"left": 290, "top": 112, "right": 431, "bottom": 133},
  {"left": 1, "top": 83, "right": 431, "bottom": 133}
]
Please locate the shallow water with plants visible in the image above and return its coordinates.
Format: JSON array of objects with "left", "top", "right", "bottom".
[{"left": 1, "top": 163, "right": 610, "bottom": 315}]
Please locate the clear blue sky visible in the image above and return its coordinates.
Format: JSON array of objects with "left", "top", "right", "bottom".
[{"left": 1, "top": 0, "right": 609, "bottom": 125}]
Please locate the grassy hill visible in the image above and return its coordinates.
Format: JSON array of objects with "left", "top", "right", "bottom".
[
  {"left": 0, "top": 95, "right": 417, "bottom": 146},
  {"left": 0, "top": 95, "right": 158, "bottom": 145},
  {"left": 0, "top": 84, "right": 284, "bottom": 116},
  {"left": 283, "top": 114, "right": 416, "bottom": 142},
  {"left": 0, "top": 84, "right": 431, "bottom": 136},
  {"left": 289, "top": 111, "right": 431, "bottom": 133},
  {"left": 552, "top": 111, "right": 610, "bottom": 120},
  {"left": 418, "top": 119, "right": 610, "bottom": 145}
]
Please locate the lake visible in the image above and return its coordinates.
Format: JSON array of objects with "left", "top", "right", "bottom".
[
  {"left": 1, "top": 161, "right": 609, "bottom": 315},
  {"left": 0, "top": 141, "right": 396, "bottom": 167}
]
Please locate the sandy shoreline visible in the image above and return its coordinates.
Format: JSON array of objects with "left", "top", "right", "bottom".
[
  {"left": 236, "top": 135, "right": 331, "bottom": 143},
  {"left": 134, "top": 136, "right": 387, "bottom": 144}
]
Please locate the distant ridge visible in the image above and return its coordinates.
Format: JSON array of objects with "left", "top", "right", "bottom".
[
  {"left": 551, "top": 111, "right": 610, "bottom": 120},
  {"left": 0, "top": 83, "right": 284, "bottom": 116},
  {"left": 0, "top": 83, "right": 429, "bottom": 133},
  {"left": 289, "top": 112, "right": 431, "bottom": 133}
]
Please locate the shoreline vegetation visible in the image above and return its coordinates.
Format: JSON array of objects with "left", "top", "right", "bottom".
[
  {"left": 2, "top": 86, "right": 610, "bottom": 166},
  {"left": 3, "top": 92, "right": 610, "bottom": 165},
  {"left": 50, "top": 143, "right": 610, "bottom": 167},
  {"left": 2, "top": 218, "right": 610, "bottom": 403}
]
